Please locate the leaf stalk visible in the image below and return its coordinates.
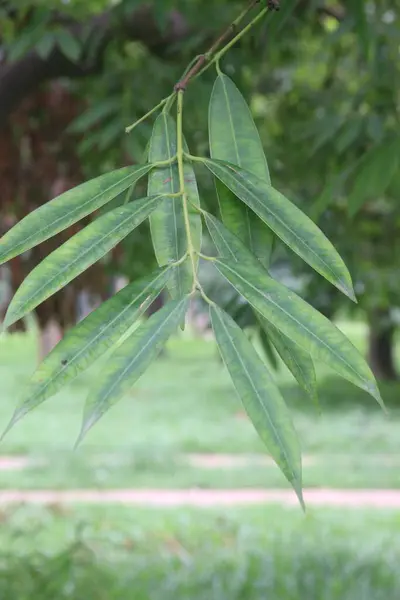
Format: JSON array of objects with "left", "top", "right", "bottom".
[{"left": 176, "top": 91, "right": 198, "bottom": 293}]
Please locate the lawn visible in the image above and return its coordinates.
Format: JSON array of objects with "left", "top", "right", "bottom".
[
  {"left": 1, "top": 322, "right": 400, "bottom": 600},
  {"left": 0, "top": 320, "right": 399, "bottom": 491},
  {"left": 0, "top": 503, "right": 399, "bottom": 599}
]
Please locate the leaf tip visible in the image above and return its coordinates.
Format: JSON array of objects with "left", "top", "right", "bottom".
[
  {"left": 294, "top": 483, "right": 306, "bottom": 512},
  {"left": 74, "top": 412, "right": 99, "bottom": 450},
  {"left": 0, "top": 409, "right": 23, "bottom": 442},
  {"left": 2, "top": 310, "right": 18, "bottom": 332},
  {"left": 366, "top": 382, "right": 386, "bottom": 412},
  {"left": 338, "top": 280, "right": 357, "bottom": 303},
  {"left": 73, "top": 426, "right": 88, "bottom": 451},
  {"left": 73, "top": 433, "right": 84, "bottom": 451}
]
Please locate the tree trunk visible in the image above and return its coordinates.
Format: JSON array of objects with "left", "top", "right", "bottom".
[
  {"left": 368, "top": 308, "right": 398, "bottom": 381},
  {"left": 39, "top": 318, "right": 63, "bottom": 362}
]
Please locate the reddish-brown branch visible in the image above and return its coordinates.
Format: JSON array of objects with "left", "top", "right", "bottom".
[{"left": 174, "top": 0, "right": 263, "bottom": 92}]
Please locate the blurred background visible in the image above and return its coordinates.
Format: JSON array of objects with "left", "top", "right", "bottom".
[{"left": 0, "top": 0, "right": 399, "bottom": 598}]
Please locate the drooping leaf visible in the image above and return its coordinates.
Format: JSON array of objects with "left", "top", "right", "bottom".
[
  {"left": 67, "top": 98, "right": 120, "bottom": 133},
  {"left": 148, "top": 113, "right": 201, "bottom": 298},
  {"left": 2, "top": 268, "right": 171, "bottom": 437},
  {"left": 4, "top": 195, "right": 163, "bottom": 328},
  {"left": 204, "top": 211, "right": 242, "bottom": 262},
  {"left": 204, "top": 159, "right": 356, "bottom": 301},
  {"left": 209, "top": 73, "right": 273, "bottom": 266},
  {"left": 209, "top": 74, "right": 270, "bottom": 183},
  {"left": 265, "top": 0, "right": 299, "bottom": 41},
  {"left": 35, "top": 32, "right": 56, "bottom": 59},
  {"left": 205, "top": 212, "right": 317, "bottom": 404},
  {"left": 210, "top": 304, "right": 303, "bottom": 506},
  {"left": 335, "top": 117, "right": 363, "bottom": 154},
  {"left": 348, "top": 0, "right": 371, "bottom": 58},
  {"left": 55, "top": 29, "right": 81, "bottom": 62},
  {"left": 258, "top": 316, "right": 318, "bottom": 408},
  {"left": 0, "top": 164, "right": 153, "bottom": 265},
  {"left": 78, "top": 297, "right": 189, "bottom": 442},
  {"left": 215, "top": 257, "right": 383, "bottom": 408},
  {"left": 349, "top": 138, "right": 400, "bottom": 216},
  {"left": 258, "top": 326, "right": 279, "bottom": 371}
]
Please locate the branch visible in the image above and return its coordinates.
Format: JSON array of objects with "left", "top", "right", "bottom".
[{"left": 0, "top": 4, "right": 191, "bottom": 127}]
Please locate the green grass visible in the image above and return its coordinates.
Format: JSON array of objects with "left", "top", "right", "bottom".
[
  {"left": 0, "top": 321, "right": 399, "bottom": 490},
  {"left": 1, "top": 325, "right": 400, "bottom": 598},
  {"left": 1, "top": 504, "right": 400, "bottom": 599}
]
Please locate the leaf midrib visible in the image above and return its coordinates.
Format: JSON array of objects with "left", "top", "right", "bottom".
[
  {"left": 212, "top": 77, "right": 254, "bottom": 254},
  {"left": 29, "top": 272, "right": 168, "bottom": 401},
  {"left": 217, "top": 260, "right": 370, "bottom": 389},
  {"left": 210, "top": 221, "right": 316, "bottom": 396},
  {"left": 162, "top": 114, "right": 181, "bottom": 297},
  {"left": 213, "top": 308, "right": 299, "bottom": 485},
  {"left": 210, "top": 161, "right": 349, "bottom": 292},
  {"left": 90, "top": 300, "right": 185, "bottom": 409},
  {"left": 9, "top": 197, "right": 160, "bottom": 319},
  {"left": 0, "top": 165, "right": 149, "bottom": 261}
]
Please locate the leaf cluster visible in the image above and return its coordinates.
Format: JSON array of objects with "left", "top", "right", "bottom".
[{"left": 0, "top": 2, "right": 386, "bottom": 506}]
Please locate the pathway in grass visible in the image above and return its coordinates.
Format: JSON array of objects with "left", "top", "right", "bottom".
[
  {"left": 1, "top": 489, "right": 400, "bottom": 507},
  {"left": 2, "top": 454, "right": 400, "bottom": 507}
]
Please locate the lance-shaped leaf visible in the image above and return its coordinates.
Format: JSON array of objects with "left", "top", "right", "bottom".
[
  {"left": 215, "top": 258, "right": 383, "bottom": 408},
  {"left": 205, "top": 212, "right": 317, "bottom": 404},
  {"left": 148, "top": 113, "right": 201, "bottom": 298},
  {"left": 209, "top": 73, "right": 273, "bottom": 266},
  {"left": 210, "top": 305, "right": 303, "bottom": 506},
  {"left": 258, "top": 316, "right": 318, "bottom": 407},
  {"left": 78, "top": 297, "right": 188, "bottom": 443},
  {"left": 4, "top": 195, "right": 163, "bottom": 329},
  {"left": 258, "top": 326, "right": 279, "bottom": 371},
  {"left": 204, "top": 159, "right": 356, "bottom": 301},
  {"left": 0, "top": 164, "right": 153, "bottom": 265},
  {"left": 2, "top": 268, "right": 171, "bottom": 437}
]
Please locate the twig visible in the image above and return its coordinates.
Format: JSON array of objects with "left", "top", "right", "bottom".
[{"left": 174, "top": 0, "right": 262, "bottom": 92}]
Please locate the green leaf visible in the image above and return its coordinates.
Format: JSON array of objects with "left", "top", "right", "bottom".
[
  {"left": 348, "top": 0, "right": 370, "bottom": 58},
  {"left": 259, "top": 316, "right": 318, "bottom": 408},
  {"left": 210, "top": 305, "right": 303, "bottom": 506},
  {"left": 205, "top": 212, "right": 317, "bottom": 405},
  {"left": 209, "top": 73, "right": 273, "bottom": 266},
  {"left": 0, "top": 164, "right": 153, "bottom": 265},
  {"left": 4, "top": 195, "right": 163, "bottom": 328},
  {"left": 35, "top": 32, "right": 56, "bottom": 59},
  {"left": 215, "top": 258, "right": 383, "bottom": 408},
  {"left": 97, "top": 119, "right": 124, "bottom": 151},
  {"left": 265, "top": 0, "right": 298, "bottom": 41},
  {"left": 209, "top": 74, "right": 270, "bottom": 184},
  {"left": 148, "top": 113, "right": 201, "bottom": 298},
  {"left": 335, "top": 118, "right": 363, "bottom": 154},
  {"left": 55, "top": 29, "right": 81, "bottom": 62},
  {"left": 258, "top": 326, "right": 279, "bottom": 371},
  {"left": 2, "top": 268, "right": 171, "bottom": 436},
  {"left": 78, "top": 297, "right": 189, "bottom": 443},
  {"left": 67, "top": 99, "right": 121, "bottom": 134},
  {"left": 349, "top": 138, "right": 400, "bottom": 216},
  {"left": 204, "top": 158, "right": 356, "bottom": 301}
]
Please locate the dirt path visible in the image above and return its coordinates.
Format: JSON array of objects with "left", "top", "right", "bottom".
[{"left": 1, "top": 489, "right": 400, "bottom": 508}]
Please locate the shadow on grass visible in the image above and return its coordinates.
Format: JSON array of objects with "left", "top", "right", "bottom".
[{"left": 278, "top": 375, "right": 400, "bottom": 413}]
